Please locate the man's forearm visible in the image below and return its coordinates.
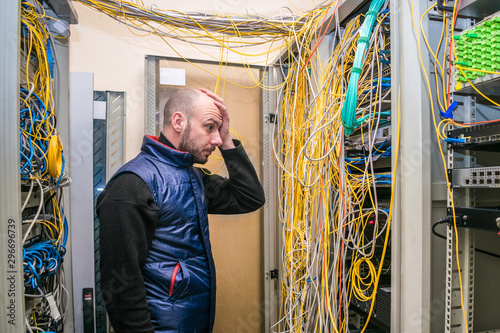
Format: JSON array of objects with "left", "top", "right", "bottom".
[{"left": 204, "top": 140, "right": 265, "bottom": 214}]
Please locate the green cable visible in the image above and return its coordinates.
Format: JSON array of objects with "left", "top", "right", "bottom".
[
  {"left": 341, "top": 0, "right": 386, "bottom": 136},
  {"left": 356, "top": 111, "right": 391, "bottom": 126}
]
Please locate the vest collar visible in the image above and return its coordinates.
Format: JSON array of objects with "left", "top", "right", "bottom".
[{"left": 142, "top": 135, "right": 193, "bottom": 166}]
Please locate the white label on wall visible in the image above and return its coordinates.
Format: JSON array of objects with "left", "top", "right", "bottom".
[
  {"left": 93, "top": 100, "right": 106, "bottom": 120},
  {"left": 160, "top": 68, "right": 186, "bottom": 86}
]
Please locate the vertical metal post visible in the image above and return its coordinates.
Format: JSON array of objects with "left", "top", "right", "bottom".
[
  {"left": 50, "top": 22, "right": 76, "bottom": 332},
  {"left": 391, "top": 0, "right": 432, "bottom": 331},
  {"left": 70, "top": 72, "right": 96, "bottom": 333},
  {"left": 262, "top": 66, "right": 280, "bottom": 332},
  {"left": 445, "top": 225, "right": 454, "bottom": 333},
  {"left": 445, "top": 227, "right": 475, "bottom": 333},
  {"left": 0, "top": 1, "right": 24, "bottom": 332},
  {"left": 445, "top": 93, "right": 476, "bottom": 333}
]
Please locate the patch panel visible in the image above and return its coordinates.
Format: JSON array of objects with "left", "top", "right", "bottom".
[
  {"left": 452, "top": 13, "right": 500, "bottom": 95},
  {"left": 451, "top": 166, "right": 500, "bottom": 187}
]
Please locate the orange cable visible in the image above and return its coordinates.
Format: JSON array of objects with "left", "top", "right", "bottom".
[{"left": 301, "top": 0, "right": 340, "bottom": 71}]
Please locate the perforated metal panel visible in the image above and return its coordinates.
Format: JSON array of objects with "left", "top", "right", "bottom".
[
  {"left": 93, "top": 90, "right": 126, "bottom": 333},
  {"left": 106, "top": 91, "right": 126, "bottom": 179},
  {"left": 93, "top": 111, "right": 107, "bottom": 333},
  {"left": 262, "top": 66, "right": 281, "bottom": 332},
  {"left": 145, "top": 56, "right": 158, "bottom": 136}
]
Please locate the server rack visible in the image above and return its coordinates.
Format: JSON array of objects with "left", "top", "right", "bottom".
[
  {"left": 0, "top": 1, "right": 77, "bottom": 332},
  {"left": 265, "top": 0, "right": 436, "bottom": 331},
  {"left": 443, "top": 3, "right": 500, "bottom": 332},
  {"left": 265, "top": 0, "right": 498, "bottom": 332}
]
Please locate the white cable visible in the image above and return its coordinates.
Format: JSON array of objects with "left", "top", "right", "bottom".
[{"left": 22, "top": 178, "right": 44, "bottom": 245}]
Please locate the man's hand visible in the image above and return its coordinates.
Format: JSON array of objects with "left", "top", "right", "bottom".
[{"left": 199, "top": 88, "right": 235, "bottom": 150}]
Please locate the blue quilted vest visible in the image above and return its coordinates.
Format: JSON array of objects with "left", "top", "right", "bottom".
[{"left": 113, "top": 135, "right": 216, "bottom": 332}]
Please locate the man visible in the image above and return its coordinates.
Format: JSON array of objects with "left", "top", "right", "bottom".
[{"left": 96, "top": 88, "right": 265, "bottom": 332}]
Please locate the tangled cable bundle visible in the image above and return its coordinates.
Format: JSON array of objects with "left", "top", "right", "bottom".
[
  {"left": 273, "top": 1, "right": 392, "bottom": 331},
  {"left": 20, "top": 2, "right": 71, "bottom": 332}
]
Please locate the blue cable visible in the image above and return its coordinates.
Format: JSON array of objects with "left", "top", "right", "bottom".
[
  {"left": 47, "top": 39, "right": 54, "bottom": 78},
  {"left": 362, "top": 82, "right": 391, "bottom": 94},
  {"left": 23, "top": 241, "right": 64, "bottom": 289},
  {"left": 62, "top": 215, "right": 69, "bottom": 247},
  {"left": 345, "top": 141, "right": 390, "bottom": 163},
  {"left": 20, "top": 89, "right": 51, "bottom": 178},
  {"left": 444, "top": 137, "right": 466, "bottom": 144}
]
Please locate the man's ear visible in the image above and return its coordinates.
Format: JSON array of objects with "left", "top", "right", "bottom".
[{"left": 171, "top": 112, "right": 184, "bottom": 133}]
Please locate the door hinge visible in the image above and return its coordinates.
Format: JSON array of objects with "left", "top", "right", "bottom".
[{"left": 266, "top": 269, "right": 279, "bottom": 280}]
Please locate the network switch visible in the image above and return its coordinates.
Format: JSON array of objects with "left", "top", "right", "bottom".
[
  {"left": 451, "top": 166, "right": 500, "bottom": 187},
  {"left": 448, "top": 119, "right": 500, "bottom": 150},
  {"left": 345, "top": 123, "right": 391, "bottom": 151}
]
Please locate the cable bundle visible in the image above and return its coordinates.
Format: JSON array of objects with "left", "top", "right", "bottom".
[
  {"left": 20, "top": 2, "right": 71, "bottom": 332},
  {"left": 75, "top": 0, "right": 345, "bottom": 88},
  {"left": 20, "top": 88, "right": 53, "bottom": 180},
  {"left": 76, "top": 0, "right": 309, "bottom": 37},
  {"left": 23, "top": 241, "right": 66, "bottom": 291},
  {"left": 274, "top": 1, "right": 391, "bottom": 331},
  {"left": 341, "top": 0, "right": 387, "bottom": 136}
]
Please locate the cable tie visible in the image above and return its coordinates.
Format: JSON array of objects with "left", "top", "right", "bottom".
[
  {"left": 351, "top": 67, "right": 362, "bottom": 74},
  {"left": 366, "top": 10, "right": 378, "bottom": 17},
  {"left": 440, "top": 100, "right": 458, "bottom": 119},
  {"left": 357, "top": 36, "right": 369, "bottom": 45}
]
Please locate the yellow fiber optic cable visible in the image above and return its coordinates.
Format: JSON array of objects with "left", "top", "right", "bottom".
[{"left": 409, "top": 0, "right": 470, "bottom": 331}]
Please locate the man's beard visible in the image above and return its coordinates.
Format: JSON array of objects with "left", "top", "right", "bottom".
[{"left": 178, "top": 122, "right": 209, "bottom": 164}]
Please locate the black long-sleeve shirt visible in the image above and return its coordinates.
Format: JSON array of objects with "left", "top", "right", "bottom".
[{"left": 96, "top": 134, "right": 265, "bottom": 333}]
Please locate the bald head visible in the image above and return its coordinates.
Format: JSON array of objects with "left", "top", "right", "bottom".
[
  {"left": 163, "top": 88, "right": 205, "bottom": 126},
  {"left": 162, "top": 87, "right": 227, "bottom": 162}
]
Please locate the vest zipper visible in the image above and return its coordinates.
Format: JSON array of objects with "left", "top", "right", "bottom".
[{"left": 169, "top": 262, "right": 181, "bottom": 297}]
